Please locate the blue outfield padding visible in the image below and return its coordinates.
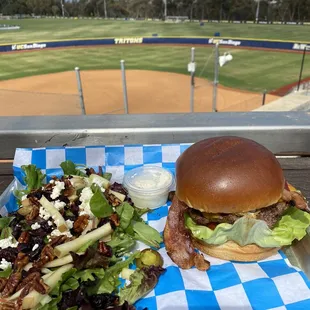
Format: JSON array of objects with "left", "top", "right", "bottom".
[{"left": 0, "top": 37, "right": 309, "bottom": 53}]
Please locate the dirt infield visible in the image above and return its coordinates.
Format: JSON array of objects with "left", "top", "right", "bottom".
[{"left": 0, "top": 70, "right": 279, "bottom": 116}]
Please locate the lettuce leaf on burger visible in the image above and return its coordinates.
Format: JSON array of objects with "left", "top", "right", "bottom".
[{"left": 163, "top": 136, "right": 310, "bottom": 270}]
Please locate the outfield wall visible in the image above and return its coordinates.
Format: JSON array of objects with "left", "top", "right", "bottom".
[{"left": 0, "top": 37, "right": 309, "bottom": 53}]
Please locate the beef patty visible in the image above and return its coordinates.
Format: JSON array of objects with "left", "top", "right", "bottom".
[{"left": 188, "top": 202, "right": 290, "bottom": 229}]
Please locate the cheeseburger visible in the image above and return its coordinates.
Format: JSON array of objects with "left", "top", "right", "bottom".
[{"left": 164, "top": 136, "right": 310, "bottom": 271}]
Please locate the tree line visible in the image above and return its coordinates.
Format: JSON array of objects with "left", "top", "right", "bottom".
[{"left": 1, "top": 0, "right": 310, "bottom": 22}]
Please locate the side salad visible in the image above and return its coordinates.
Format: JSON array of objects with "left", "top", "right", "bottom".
[{"left": 0, "top": 161, "right": 165, "bottom": 310}]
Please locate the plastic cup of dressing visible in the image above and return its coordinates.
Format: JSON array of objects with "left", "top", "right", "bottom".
[{"left": 123, "top": 166, "right": 174, "bottom": 209}]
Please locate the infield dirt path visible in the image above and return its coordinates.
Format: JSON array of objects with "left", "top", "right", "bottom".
[{"left": 0, "top": 70, "right": 279, "bottom": 116}]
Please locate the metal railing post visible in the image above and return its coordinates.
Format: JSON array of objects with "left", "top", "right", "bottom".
[
  {"left": 120, "top": 60, "right": 129, "bottom": 114},
  {"left": 75, "top": 67, "right": 86, "bottom": 115}
]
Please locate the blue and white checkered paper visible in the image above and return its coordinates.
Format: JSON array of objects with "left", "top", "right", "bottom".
[{"left": 5, "top": 144, "right": 310, "bottom": 310}]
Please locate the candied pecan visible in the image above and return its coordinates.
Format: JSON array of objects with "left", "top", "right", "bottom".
[
  {"left": 32, "top": 244, "right": 55, "bottom": 269},
  {"left": 43, "top": 182, "right": 53, "bottom": 191},
  {"left": 85, "top": 168, "right": 96, "bottom": 176},
  {"left": 0, "top": 301, "right": 19, "bottom": 310},
  {"left": 98, "top": 241, "right": 113, "bottom": 257},
  {"left": 28, "top": 196, "right": 41, "bottom": 207},
  {"left": 17, "top": 231, "right": 29, "bottom": 244},
  {"left": 14, "top": 253, "right": 29, "bottom": 272},
  {"left": 40, "top": 245, "right": 55, "bottom": 264},
  {"left": 1, "top": 272, "right": 22, "bottom": 297},
  {"left": 0, "top": 277, "right": 7, "bottom": 292},
  {"left": 64, "top": 178, "right": 72, "bottom": 188},
  {"left": 63, "top": 187, "right": 75, "bottom": 197},
  {"left": 16, "top": 277, "right": 48, "bottom": 310},
  {"left": 25, "top": 206, "right": 39, "bottom": 221},
  {"left": 73, "top": 215, "right": 89, "bottom": 233},
  {"left": 16, "top": 272, "right": 40, "bottom": 292},
  {"left": 49, "top": 235, "right": 70, "bottom": 247},
  {"left": 110, "top": 213, "right": 120, "bottom": 227},
  {"left": 105, "top": 192, "right": 122, "bottom": 207},
  {"left": 32, "top": 277, "right": 49, "bottom": 294},
  {"left": 63, "top": 179, "right": 75, "bottom": 197}
]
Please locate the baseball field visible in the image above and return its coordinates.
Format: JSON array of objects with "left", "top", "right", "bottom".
[{"left": 0, "top": 19, "right": 309, "bottom": 115}]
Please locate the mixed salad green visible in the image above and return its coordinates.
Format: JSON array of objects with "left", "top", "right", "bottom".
[{"left": 0, "top": 161, "right": 165, "bottom": 310}]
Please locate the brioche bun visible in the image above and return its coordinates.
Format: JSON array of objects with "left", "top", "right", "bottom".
[
  {"left": 193, "top": 239, "right": 279, "bottom": 262},
  {"left": 176, "top": 136, "right": 284, "bottom": 214}
]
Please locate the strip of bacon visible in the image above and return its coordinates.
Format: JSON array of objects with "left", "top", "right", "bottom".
[
  {"left": 163, "top": 196, "right": 210, "bottom": 271},
  {"left": 282, "top": 185, "right": 310, "bottom": 213}
]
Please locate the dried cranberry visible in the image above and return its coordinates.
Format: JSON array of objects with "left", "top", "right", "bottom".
[
  {"left": 0, "top": 248, "right": 18, "bottom": 262},
  {"left": 90, "top": 293, "right": 119, "bottom": 309},
  {"left": 28, "top": 245, "right": 43, "bottom": 262},
  {"left": 42, "top": 192, "right": 53, "bottom": 201},
  {"left": 71, "top": 202, "right": 80, "bottom": 216},
  {"left": 17, "top": 243, "right": 32, "bottom": 253},
  {"left": 12, "top": 223, "right": 22, "bottom": 240},
  {"left": 37, "top": 220, "right": 53, "bottom": 233},
  {"left": 58, "top": 288, "right": 87, "bottom": 310},
  {"left": 98, "top": 217, "right": 110, "bottom": 228},
  {"left": 110, "top": 183, "right": 128, "bottom": 196},
  {"left": 58, "top": 195, "right": 70, "bottom": 204},
  {"left": 27, "top": 190, "right": 43, "bottom": 200}
]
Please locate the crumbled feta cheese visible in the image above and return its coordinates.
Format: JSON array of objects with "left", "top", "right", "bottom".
[
  {"left": 21, "top": 195, "right": 28, "bottom": 201},
  {"left": 32, "top": 244, "right": 39, "bottom": 251},
  {"left": 31, "top": 222, "right": 41, "bottom": 230},
  {"left": 49, "top": 179, "right": 55, "bottom": 184},
  {"left": 0, "top": 259, "right": 12, "bottom": 270},
  {"left": 51, "top": 229, "right": 72, "bottom": 238},
  {"left": 65, "top": 219, "right": 74, "bottom": 229},
  {"left": 48, "top": 221, "right": 53, "bottom": 226},
  {"left": 51, "top": 181, "right": 65, "bottom": 200},
  {"left": 80, "top": 187, "right": 93, "bottom": 203},
  {"left": 79, "top": 187, "right": 95, "bottom": 219},
  {"left": 0, "top": 237, "right": 18, "bottom": 250},
  {"left": 39, "top": 207, "right": 51, "bottom": 220},
  {"left": 53, "top": 200, "right": 66, "bottom": 210}
]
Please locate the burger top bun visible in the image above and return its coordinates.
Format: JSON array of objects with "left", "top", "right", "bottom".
[{"left": 176, "top": 136, "right": 285, "bottom": 214}]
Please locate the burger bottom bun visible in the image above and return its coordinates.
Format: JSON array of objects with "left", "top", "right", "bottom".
[{"left": 193, "top": 239, "right": 280, "bottom": 262}]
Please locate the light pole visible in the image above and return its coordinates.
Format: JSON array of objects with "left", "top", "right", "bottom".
[
  {"left": 60, "top": 0, "right": 65, "bottom": 17},
  {"left": 255, "top": 0, "right": 261, "bottom": 23},
  {"left": 163, "top": 0, "right": 167, "bottom": 20}
]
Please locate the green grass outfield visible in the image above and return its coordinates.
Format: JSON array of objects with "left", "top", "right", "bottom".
[
  {"left": 1, "top": 45, "right": 309, "bottom": 93},
  {"left": 1, "top": 19, "right": 310, "bottom": 44}
]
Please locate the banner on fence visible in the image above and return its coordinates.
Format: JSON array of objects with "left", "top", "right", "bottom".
[{"left": 1, "top": 37, "right": 309, "bottom": 53}]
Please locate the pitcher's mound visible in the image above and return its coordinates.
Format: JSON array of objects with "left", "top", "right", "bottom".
[{"left": 0, "top": 70, "right": 278, "bottom": 116}]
